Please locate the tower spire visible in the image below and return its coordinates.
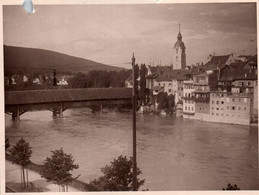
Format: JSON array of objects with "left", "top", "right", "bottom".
[{"left": 179, "top": 22, "right": 181, "bottom": 33}]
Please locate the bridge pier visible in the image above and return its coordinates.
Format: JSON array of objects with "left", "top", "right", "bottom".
[
  {"left": 11, "top": 111, "right": 20, "bottom": 122},
  {"left": 91, "top": 105, "right": 102, "bottom": 114},
  {"left": 52, "top": 105, "right": 64, "bottom": 118}
]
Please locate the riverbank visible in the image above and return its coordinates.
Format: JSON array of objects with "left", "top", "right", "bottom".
[{"left": 5, "top": 153, "right": 94, "bottom": 192}]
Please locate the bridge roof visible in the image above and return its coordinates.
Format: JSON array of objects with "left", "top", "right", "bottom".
[{"left": 5, "top": 88, "right": 132, "bottom": 105}]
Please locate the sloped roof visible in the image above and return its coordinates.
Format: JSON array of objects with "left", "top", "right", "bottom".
[
  {"left": 229, "top": 61, "right": 247, "bottom": 70},
  {"left": 148, "top": 66, "right": 166, "bottom": 74},
  {"left": 205, "top": 54, "right": 231, "bottom": 66},
  {"left": 152, "top": 85, "right": 164, "bottom": 91},
  {"left": 247, "top": 55, "right": 257, "bottom": 65},
  {"left": 5, "top": 88, "right": 132, "bottom": 105},
  {"left": 219, "top": 69, "right": 257, "bottom": 81},
  {"left": 156, "top": 69, "right": 189, "bottom": 82},
  {"left": 146, "top": 72, "right": 160, "bottom": 79}
]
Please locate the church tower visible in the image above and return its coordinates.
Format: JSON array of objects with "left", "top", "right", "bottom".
[{"left": 173, "top": 23, "right": 186, "bottom": 69}]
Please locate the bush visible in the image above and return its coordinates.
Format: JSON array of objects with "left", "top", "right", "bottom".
[{"left": 89, "top": 155, "right": 145, "bottom": 191}]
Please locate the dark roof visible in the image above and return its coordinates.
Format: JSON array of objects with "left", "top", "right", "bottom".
[
  {"left": 146, "top": 72, "right": 160, "bottom": 79},
  {"left": 5, "top": 88, "right": 132, "bottom": 105},
  {"left": 229, "top": 61, "right": 246, "bottom": 70},
  {"left": 156, "top": 69, "right": 189, "bottom": 82},
  {"left": 148, "top": 65, "right": 166, "bottom": 74},
  {"left": 247, "top": 55, "right": 257, "bottom": 65},
  {"left": 219, "top": 69, "right": 257, "bottom": 82},
  {"left": 205, "top": 54, "right": 231, "bottom": 66},
  {"left": 152, "top": 86, "right": 164, "bottom": 91}
]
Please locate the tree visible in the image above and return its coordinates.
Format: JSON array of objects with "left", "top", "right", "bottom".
[
  {"left": 167, "top": 94, "right": 175, "bottom": 115},
  {"left": 139, "top": 64, "right": 147, "bottom": 105},
  {"left": 40, "top": 148, "right": 79, "bottom": 192},
  {"left": 68, "top": 73, "right": 89, "bottom": 88},
  {"left": 9, "top": 138, "right": 32, "bottom": 189},
  {"left": 156, "top": 92, "right": 169, "bottom": 111},
  {"left": 222, "top": 183, "right": 240, "bottom": 190},
  {"left": 5, "top": 138, "right": 10, "bottom": 151},
  {"left": 89, "top": 155, "right": 145, "bottom": 191}
]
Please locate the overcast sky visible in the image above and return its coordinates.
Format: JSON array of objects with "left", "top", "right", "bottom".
[{"left": 3, "top": 3, "right": 257, "bottom": 69}]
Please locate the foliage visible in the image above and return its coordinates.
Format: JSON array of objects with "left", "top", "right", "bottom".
[
  {"left": 9, "top": 138, "right": 32, "bottom": 167},
  {"left": 157, "top": 92, "right": 169, "bottom": 111},
  {"left": 89, "top": 155, "right": 145, "bottom": 191},
  {"left": 68, "top": 72, "right": 90, "bottom": 88},
  {"left": 5, "top": 138, "right": 10, "bottom": 151},
  {"left": 139, "top": 64, "right": 148, "bottom": 105},
  {"left": 68, "top": 70, "right": 131, "bottom": 89},
  {"left": 40, "top": 148, "right": 79, "bottom": 191},
  {"left": 9, "top": 138, "right": 32, "bottom": 188},
  {"left": 222, "top": 183, "right": 240, "bottom": 190},
  {"left": 156, "top": 92, "right": 175, "bottom": 114},
  {"left": 167, "top": 94, "right": 175, "bottom": 114}
]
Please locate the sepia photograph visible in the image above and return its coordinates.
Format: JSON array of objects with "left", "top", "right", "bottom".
[{"left": 2, "top": 1, "right": 258, "bottom": 193}]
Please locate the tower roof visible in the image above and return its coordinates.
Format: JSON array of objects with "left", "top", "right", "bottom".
[
  {"left": 174, "top": 23, "right": 185, "bottom": 49},
  {"left": 177, "top": 32, "right": 182, "bottom": 41}
]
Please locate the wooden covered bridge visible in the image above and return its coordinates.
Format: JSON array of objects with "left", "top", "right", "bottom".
[{"left": 5, "top": 88, "right": 132, "bottom": 121}]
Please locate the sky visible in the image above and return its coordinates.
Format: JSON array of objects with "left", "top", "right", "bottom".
[{"left": 3, "top": 3, "right": 257, "bottom": 69}]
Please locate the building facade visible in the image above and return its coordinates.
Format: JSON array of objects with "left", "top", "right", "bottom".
[
  {"left": 210, "top": 92, "right": 252, "bottom": 125},
  {"left": 183, "top": 79, "right": 195, "bottom": 118}
]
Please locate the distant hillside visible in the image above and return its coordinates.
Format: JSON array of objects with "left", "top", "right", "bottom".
[{"left": 4, "top": 45, "right": 125, "bottom": 75}]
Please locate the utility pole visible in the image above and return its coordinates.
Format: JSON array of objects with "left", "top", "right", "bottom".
[{"left": 131, "top": 53, "right": 137, "bottom": 191}]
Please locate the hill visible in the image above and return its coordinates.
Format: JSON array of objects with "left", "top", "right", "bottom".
[{"left": 4, "top": 45, "right": 125, "bottom": 75}]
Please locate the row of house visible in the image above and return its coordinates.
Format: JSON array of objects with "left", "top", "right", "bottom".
[
  {"left": 145, "top": 54, "right": 257, "bottom": 125},
  {"left": 4, "top": 74, "right": 70, "bottom": 86}
]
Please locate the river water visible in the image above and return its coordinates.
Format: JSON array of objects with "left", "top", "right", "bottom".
[{"left": 5, "top": 108, "right": 259, "bottom": 190}]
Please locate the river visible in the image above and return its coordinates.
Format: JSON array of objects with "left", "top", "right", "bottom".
[{"left": 5, "top": 108, "right": 259, "bottom": 190}]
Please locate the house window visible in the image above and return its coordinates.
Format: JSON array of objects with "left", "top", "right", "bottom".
[
  {"left": 169, "top": 89, "right": 172, "bottom": 92},
  {"left": 212, "top": 100, "right": 214, "bottom": 104},
  {"left": 232, "top": 106, "right": 235, "bottom": 110},
  {"left": 238, "top": 106, "right": 241, "bottom": 110},
  {"left": 244, "top": 98, "right": 247, "bottom": 103},
  {"left": 227, "top": 106, "right": 229, "bottom": 110},
  {"left": 232, "top": 98, "right": 235, "bottom": 102},
  {"left": 221, "top": 101, "right": 224, "bottom": 104},
  {"left": 238, "top": 98, "right": 241, "bottom": 102},
  {"left": 244, "top": 107, "right": 246, "bottom": 111},
  {"left": 216, "top": 108, "right": 219, "bottom": 110},
  {"left": 216, "top": 101, "right": 219, "bottom": 104},
  {"left": 191, "top": 107, "right": 193, "bottom": 111},
  {"left": 212, "top": 112, "right": 214, "bottom": 115}
]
